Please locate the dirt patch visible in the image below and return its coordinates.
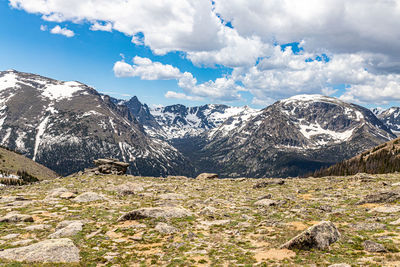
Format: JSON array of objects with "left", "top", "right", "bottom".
[{"left": 254, "top": 248, "right": 296, "bottom": 262}]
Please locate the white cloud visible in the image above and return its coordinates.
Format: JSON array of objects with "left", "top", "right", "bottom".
[
  {"left": 40, "top": 25, "right": 47, "bottom": 31},
  {"left": 9, "top": 0, "right": 400, "bottom": 104},
  {"left": 165, "top": 91, "right": 203, "bottom": 101},
  {"left": 90, "top": 21, "right": 112, "bottom": 32},
  {"left": 50, "top": 25, "right": 75, "bottom": 37},
  {"left": 113, "top": 56, "right": 182, "bottom": 80}
]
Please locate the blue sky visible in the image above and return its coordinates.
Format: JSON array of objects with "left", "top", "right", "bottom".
[{"left": 2, "top": 0, "right": 400, "bottom": 109}]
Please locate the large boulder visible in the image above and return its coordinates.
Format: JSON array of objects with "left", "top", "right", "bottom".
[
  {"left": 94, "top": 158, "right": 130, "bottom": 175},
  {"left": 49, "top": 221, "right": 84, "bottom": 238},
  {"left": 118, "top": 207, "right": 192, "bottom": 221},
  {"left": 196, "top": 173, "right": 219, "bottom": 179},
  {"left": 281, "top": 221, "right": 340, "bottom": 250},
  {"left": 0, "top": 238, "right": 80, "bottom": 263}
]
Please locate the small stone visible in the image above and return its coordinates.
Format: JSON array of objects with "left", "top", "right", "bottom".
[
  {"left": 10, "top": 239, "right": 34, "bottom": 246},
  {"left": 328, "top": 264, "right": 351, "bottom": 267},
  {"left": 362, "top": 240, "right": 387, "bottom": 252},
  {"left": 114, "top": 183, "right": 144, "bottom": 195},
  {"left": 253, "top": 179, "right": 285, "bottom": 189},
  {"left": 350, "top": 222, "right": 386, "bottom": 231},
  {"left": 155, "top": 222, "right": 178, "bottom": 234},
  {"left": 369, "top": 206, "right": 400, "bottom": 213},
  {"left": 390, "top": 218, "right": 400, "bottom": 225},
  {"left": 0, "top": 238, "right": 80, "bottom": 263},
  {"left": 158, "top": 193, "right": 187, "bottom": 200},
  {"left": 281, "top": 221, "right": 340, "bottom": 250}
]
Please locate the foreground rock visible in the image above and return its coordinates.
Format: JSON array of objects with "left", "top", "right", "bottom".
[
  {"left": 363, "top": 240, "right": 387, "bottom": 252},
  {"left": 196, "top": 173, "right": 219, "bottom": 179},
  {"left": 357, "top": 191, "right": 400, "bottom": 204},
  {"left": 118, "top": 207, "right": 192, "bottom": 221},
  {"left": 85, "top": 158, "right": 130, "bottom": 175},
  {"left": 49, "top": 220, "right": 84, "bottom": 238},
  {"left": 0, "top": 212, "right": 33, "bottom": 223},
  {"left": 0, "top": 238, "right": 80, "bottom": 263},
  {"left": 281, "top": 221, "right": 340, "bottom": 250}
]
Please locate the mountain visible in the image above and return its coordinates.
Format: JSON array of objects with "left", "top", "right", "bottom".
[
  {"left": 0, "top": 146, "right": 57, "bottom": 181},
  {"left": 0, "top": 70, "right": 192, "bottom": 176},
  {"left": 312, "top": 137, "right": 400, "bottom": 177},
  {"left": 149, "top": 103, "right": 259, "bottom": 140},
  {"left": 374, "top": 107, "right": 400, "bottom": 135},
  {"left": 198, "top": 95, "right": 396, "bottom": 178}
]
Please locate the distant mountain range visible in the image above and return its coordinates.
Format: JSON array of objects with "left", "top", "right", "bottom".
[{"left": 1, "top": 69, "right": 399, "bottom": 177}]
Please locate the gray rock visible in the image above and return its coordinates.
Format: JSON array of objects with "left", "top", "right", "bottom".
[
  {"left": 25, "top": 224, "right": 52, "bottom": 231},
  {"left": 390, "top": 218, "right": 400, "bottom": 225},
  {"left": 47, "top": 187, "right": 69, "bottom": 198},
  {"left": 357, "top": 191, "right": 400, "bottom": 204},
  {"left": 2, "top": 234, "right": 20, "bottom": 240},
  {"left": 254, "top": 199, "right": 277, "bottom": 207},
  {"left": 155, "top": 222, "right": 178, "bottom": 234},
  {"left": 0, "top": 212, "right": 34, "bottom": 223},
  {"left": 328, "top": 264, "right": 351, "bottom": 267},
  {"left": 90, "top": 158, "right": 130, "bottom": 175},
  {"left": 118, "top": 207, "right": 192, "bottom": 221},
  {"left": 196, "top": 173, "right": 219, "bottom": 179},
  {"left": 281, "top": 221, "right": 340, "bottom": 250},
  {"left": 369, "top": 205, "right": 400, "bottom": 213},
  {"left": 114, "top": 183, "right": 144, "bottom": 195},
  {"left": 49, "top": 221, "right": 84, "bottom": 238},
  {"left": 253, "top": 179, "right": 285, "bottom": 189},
  {"left": 0, "top": 238, "right": 80, "bottom": 263},
  {"left": 73, "top": 192, "right": 107, "bottom": 203},
  {"left": 350, "top": 222, "right": 386, "bottom": 231},
  {"left": 362, "top": 240, "right": 387, "bottom": 252}
]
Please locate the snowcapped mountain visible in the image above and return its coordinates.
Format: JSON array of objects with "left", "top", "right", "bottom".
[
  {"left": 199, "top": 95, "right": 396, "bottom": 178},
  {"left": 374, "top": 107, "right": 400, "bottom": 135},
  {"left": 0, "top": 70, "right": 192, "bottom": 176},
  {"left": 149, "top": 104, "right": 260, "bottom": 139}
]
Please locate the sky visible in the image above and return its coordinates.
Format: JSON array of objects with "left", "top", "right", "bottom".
[{"left": 1, "top": 0, "right": 400, "bottom": 109}]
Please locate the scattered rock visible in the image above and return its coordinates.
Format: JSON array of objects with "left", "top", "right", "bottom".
[
  {"left": 281, "top": 221, "right": 340, "bottom": 250},
  {"left": 199, "top": 220, "right": 230, "bottom": 227},
  {"left": 155, "top": 222, "right": 178, "bottom": 234},
  {"left": 25, "top": 224, "right": 52, "bottom": 231},
  {"left": 328, "top": 264, "right": 351, "bottom": 267},
  {"left": 0, "top": 212, "right": 34, "bottom": 223},
  {"left": 49, "top": 220, "right": 84, "bottom": 238},
  {"left": 10, "top": 239, "right": 34, "bottom": 246},
  {"left": 390, "top": 218, "right": 400, "bottom": 225},
  {"left": 113, "top": 182, "right": 144, "bottom": 195},
  {"left": 196, "top": 173, "right": 219, "bottom": 179},
  {"left": 350, "top": 222, "right": 386, "bottom": 231},
  {"left": 254, "top": 199, "right": 277, "bottom": 207},
  {"left": 59, "top": 192, "right": 76, "bottom": 199},
  {"left": 253, "top": 179, "right": 285, "bottom": 189},
  {"left": 73, "top": 192, "right": 107, "bottom": 203},
  {"left": 369, "top": 206, "right": 400, "bottom": 213},
  {"left": 2, "top": 233, "right": 20, "bottom": 240},
  {"left": 363, "top": 240, "right": 387, "bottom": 252},
  {"left": 47, "top": 187, "right": 69, "bottom": 198},
  {"left": 0, "top": 238, "right": 80, "bottom": 263},
  {"left": 357, "top": 191, "right": 400, "bottom": 204},
  {"left": 118, "top": 207, "right": 192, "bottom": 221},
  {"left": 167, "top": 175, "right": 189, "bottom": 179}
]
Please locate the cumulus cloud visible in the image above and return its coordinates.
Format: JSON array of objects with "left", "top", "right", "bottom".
[
  {"left": 114, "top": 56, "right": 243, "bottom": 101},
  {"left": 113, "top": 57, "right": 182, "bottom": 80},
  {"left": 9, "top": 0, "right": 400, "bottom": 104},
  {"left": 40, "top": 25, "right": 47, "bottom": 31},
  {"left": 90, "top": 21, "right": 112, "bottom": 32},
  {"left": 50, "top": 25, "right": 75, "bottom": 37}
]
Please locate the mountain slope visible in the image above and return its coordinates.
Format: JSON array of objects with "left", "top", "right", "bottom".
[
  {"left": 0, "top": 146, "right": 57, "bottom": 180},
  {"left": 200, "top": 95, "right": 396, "bottom": 178},
  {"left": 312, "top": 137, "right": 400, "bottom": 177},
  {"left": 0, "top": 70, "right": 192, "bottom": 176},
  {"left": 375, "top": 107, "right": 400, "bottom": 135}
]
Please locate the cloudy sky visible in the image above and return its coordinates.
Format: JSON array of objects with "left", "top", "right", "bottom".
[{"left": 1, "top": 0, "right": 400, "bottom": 108}]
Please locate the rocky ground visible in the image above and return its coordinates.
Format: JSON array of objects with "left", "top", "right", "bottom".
[{"left": 2, "top": 173, "right": 400, "bottom": 266}]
